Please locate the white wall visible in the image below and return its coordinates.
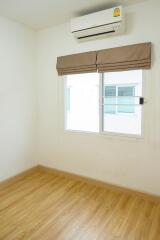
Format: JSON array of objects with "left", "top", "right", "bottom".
[
  {"left": 0, "top": 16, "right": 37, "bottom": 181},
  {"left": 36, "top": 0, "right": 160, "bottom": 196}
]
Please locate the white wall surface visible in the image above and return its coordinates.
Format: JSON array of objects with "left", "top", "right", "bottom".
[
  {"left": 0, "top": 16, "right": 37, "bottom": 181},
  {"left": 37, "top": 0, "right": 160, "bottom": 196}
]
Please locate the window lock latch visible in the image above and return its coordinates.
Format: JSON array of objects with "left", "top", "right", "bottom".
[{"left": 139, "top": 97, "right": 144, "bottom": 105}]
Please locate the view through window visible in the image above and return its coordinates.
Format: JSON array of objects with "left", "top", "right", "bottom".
[
  {"left": 65, "top": 73, "right": 99, "bottom": 132},
  {"left": 103, "top": 70, "right": 142, "bottom": 135}
]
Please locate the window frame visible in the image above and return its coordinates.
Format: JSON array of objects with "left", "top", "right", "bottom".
[{"left": 64, "top": 70, "right": 145, "bottom": 139}]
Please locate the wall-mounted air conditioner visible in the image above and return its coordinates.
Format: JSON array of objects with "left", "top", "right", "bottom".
[{"left": 71, "top": 6, "right": 125, "bottom": 40}]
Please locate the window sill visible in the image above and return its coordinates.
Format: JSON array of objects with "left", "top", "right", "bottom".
[{"left": 63, "top": 129, "right": 144, "bottom": 141}]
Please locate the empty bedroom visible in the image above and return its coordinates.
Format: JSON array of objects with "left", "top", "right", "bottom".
[{"left": 0, "top": 0, "right": 160, "bottom": 239}]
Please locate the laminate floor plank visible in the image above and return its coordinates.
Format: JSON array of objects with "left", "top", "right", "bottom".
[{"left": 0, "top": 167, "right": 160, "bottom": 240}]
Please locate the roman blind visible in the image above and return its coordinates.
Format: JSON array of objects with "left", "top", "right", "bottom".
[
  {"left": 97, "top": 42, "right": 151, "bottom": 72},
  {"left": 56, "top": 42, "right": 151, "bottom": 76},
  {"left": 56, "top": 51, "right": 97, "bottom": 75}
]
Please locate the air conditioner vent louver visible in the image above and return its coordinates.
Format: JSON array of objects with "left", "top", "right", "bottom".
[{"left": 77, "top": 30, "right": 116, "bottom": 40}]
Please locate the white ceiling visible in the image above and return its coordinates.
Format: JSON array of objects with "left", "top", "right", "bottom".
[{"left": 0, "top": 0, "right": 148, "bottom": 30}]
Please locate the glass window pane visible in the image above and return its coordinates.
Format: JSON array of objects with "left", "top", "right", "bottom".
[
  {"left": 104, "top": 86, "right": 116, "bottom": 114},
  {"left": 105, "top": 86, "right": 116, "bottom": 96},
  {"left": 103, "top": 70, "right": 143, "bottom": 135},
  {"left": 118, "top": 86, "right": 134, "bottom": 96},
  {"left": 66, "top": 87, "right": 70, "bottom": 111},
  {"left": 65, "top": 73, "right": 99, "bottom": 132},
  {"left": 117, "top": 86, "right": 135, "bottom": 113},
  {"left": 117, "top": 97, "right": 135, "bottom": 113}
]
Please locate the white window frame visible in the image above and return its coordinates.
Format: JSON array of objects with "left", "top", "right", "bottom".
[{"left": 64, "top": 70, "right": 145, "bottom": 139}]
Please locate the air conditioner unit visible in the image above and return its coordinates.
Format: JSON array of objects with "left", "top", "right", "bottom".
[{"left": 71, "top": 6, "right": 125, "bottom": 40}]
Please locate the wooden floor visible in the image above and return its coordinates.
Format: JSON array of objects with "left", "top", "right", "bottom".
[{"left": 0, "top": 167, "right": 160, "bottom": 240}]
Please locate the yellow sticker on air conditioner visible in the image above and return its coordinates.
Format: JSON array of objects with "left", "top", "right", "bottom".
[{"left": 113, "top": 7, "right": 121, "bottom": 17}]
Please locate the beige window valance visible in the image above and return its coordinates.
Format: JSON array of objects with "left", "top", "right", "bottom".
[{"left": 56, "top": 42, "right": 151, "bottom": 76}]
